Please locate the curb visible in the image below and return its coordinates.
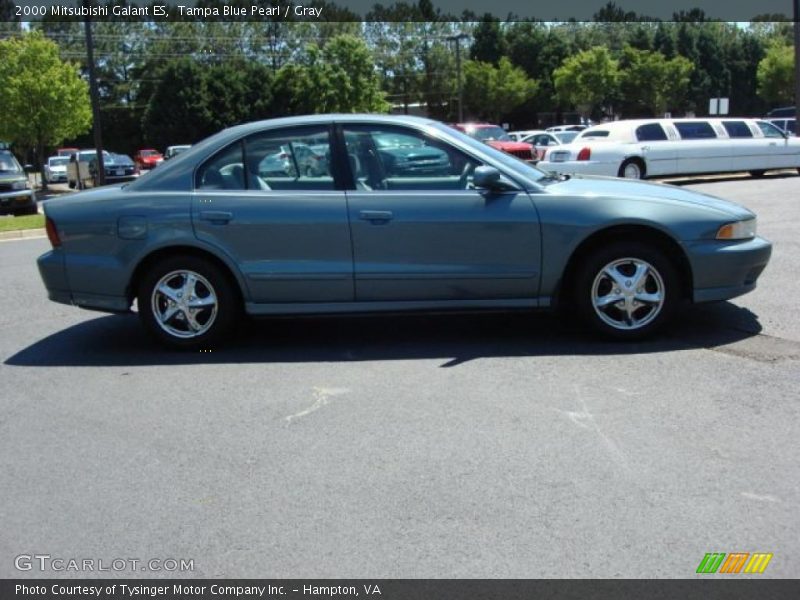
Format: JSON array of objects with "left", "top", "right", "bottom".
[{"left": 0, "top": 228, "right": 46, "bottom": 241}]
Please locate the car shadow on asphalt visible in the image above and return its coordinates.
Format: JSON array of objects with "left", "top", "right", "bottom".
[
  {"left": 5, "top": 301, "right": 764, "bottom": 368},
  {"left": 661, "top": 170, "right": 798, "bottom": 186}
]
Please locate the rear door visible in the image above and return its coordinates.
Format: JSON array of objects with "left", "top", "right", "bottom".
[
  {"left": 192, "top": 125, "right": 353, "bottom": 304},
  {"left": 340, "top": 123, "right": 541, "bottom": 302},
  {"left": 673, "top": 121, "right": 731, "bottom": 174}
]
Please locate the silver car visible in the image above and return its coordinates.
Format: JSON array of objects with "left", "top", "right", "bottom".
[{"left": 37, "top": 115, "right": 772, "bottom": 349}]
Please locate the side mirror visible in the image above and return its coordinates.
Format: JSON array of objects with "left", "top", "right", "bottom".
[
  {"left": 473, "top": 165, "right": 515, "bottom": 191},
  {"left": 473, "top": 166, "right": 501, "bottom": 189}
]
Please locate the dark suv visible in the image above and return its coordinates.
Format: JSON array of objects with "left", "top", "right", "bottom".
[{"left": 0, "top": 148, "right": 36, "bottom": 216}]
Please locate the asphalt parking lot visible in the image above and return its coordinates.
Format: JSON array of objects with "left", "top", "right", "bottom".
[{"left": 0, "top": 174, "right": 798, "bottom": 578}]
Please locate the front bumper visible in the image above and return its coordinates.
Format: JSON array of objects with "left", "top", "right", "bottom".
[
  {"left": 684, "top": 236, "right": 772, "bottom": 303},
  {"left": 0, "top": 189, "right": 36, "bottom": 214}
]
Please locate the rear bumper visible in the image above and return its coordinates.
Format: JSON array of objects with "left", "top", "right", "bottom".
[
  {"left": 37, "top": 250, "right": 130, "bottom": 313},
  {"left": 684, "top": 236, "right": 772, "bottom": 303},
  {"left": 537, "top": 159, "right": 618, "bottom": 177}
]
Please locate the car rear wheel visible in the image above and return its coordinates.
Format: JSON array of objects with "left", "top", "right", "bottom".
[
  {"left": 618, "top": 158, "right": 645, "bottom": 179},
  {"left": 573, "top": 242, "right": 679, "bottom": 340},
  {"left": 137, "top": 256, "right": 240, "bottom": 350}
]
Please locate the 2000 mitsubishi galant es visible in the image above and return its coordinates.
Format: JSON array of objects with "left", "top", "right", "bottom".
[{"left": 37, "top": 115, "right": 772, "bottom": 349}]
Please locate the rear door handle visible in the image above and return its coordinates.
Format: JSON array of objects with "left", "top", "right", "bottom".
[
  {"left": 199, "top": 210, "right": 233, "bottom": 224},
  {"left": 359, "top": 210, "right": 393, "bottom": 224}
]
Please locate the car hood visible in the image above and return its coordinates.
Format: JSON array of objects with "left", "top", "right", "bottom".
[
  {"left": 487, "top": 140, "right": 532, "bottom": 151},
  {"left": 546, "top": 175, "right": 754, "bottom": 219}
]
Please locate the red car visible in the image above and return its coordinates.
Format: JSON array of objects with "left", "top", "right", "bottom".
[
  {"left": 134, "top": 149, "right": 164, "bottom": 170},
  {"left": 451, "top": 123, "right": 534, "bottom": 161}
]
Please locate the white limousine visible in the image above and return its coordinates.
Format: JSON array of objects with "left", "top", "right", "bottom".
[{"left": 537, "top": 118, "right": 800, "bottom": 179}]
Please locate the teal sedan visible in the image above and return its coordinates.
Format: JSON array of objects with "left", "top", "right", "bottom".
[{"left": 37, "top": 115, "right": 771, "bottom": 349}]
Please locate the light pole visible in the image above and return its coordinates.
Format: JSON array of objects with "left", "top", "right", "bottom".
[
  {"left": 448, "top": 33, "right": 469, "bottom": 122},
  {"left": 83, "top": 0, "right": 105, "bottom": 186},
  {"left": 794, "top": 0, "right": 799, "bottom": 133}
]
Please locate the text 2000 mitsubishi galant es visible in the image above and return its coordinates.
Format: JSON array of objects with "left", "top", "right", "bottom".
[{"left": 37, "top": 115, "right": 771, "bottom": 349}]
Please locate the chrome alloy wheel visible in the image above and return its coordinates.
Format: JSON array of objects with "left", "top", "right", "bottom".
[
  {"left": 150, "top": 270, "right": 218, "bottom": 339},
  {"left": 591, "top": 258, "right": 665, "bottom": 331}
]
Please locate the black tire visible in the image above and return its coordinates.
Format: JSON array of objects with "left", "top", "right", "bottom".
[
  {"left": 572, "top": 241, "right": 680, "bottom": 341},
  {"left": 618, "top": 158, "right": 645, "bottom": 179},
  {"left": 749, "top": 170, "right": 766, "bottom": 178},
  {"left": 68, "top": 180, "right": 75, "bottom": 189},
  {"left": 137, "top": 255, "right": 240, "bottom": 350}
]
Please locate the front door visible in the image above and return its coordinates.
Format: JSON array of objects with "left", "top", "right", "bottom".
[{"left": 340, "top": 124, "right": 541, "bottom": 302}]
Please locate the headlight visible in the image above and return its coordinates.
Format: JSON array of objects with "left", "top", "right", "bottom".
[
  {"left": 716, "top": 219, "right": 756, "bottom": 240},
  {"left": 11, "top": 180, "right": 29, "bottom": 190}
]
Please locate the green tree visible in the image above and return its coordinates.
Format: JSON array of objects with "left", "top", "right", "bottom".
[
  {"left": 0, "top": 31, "right": 91, "bottom": 187},
  {"left": 553, "top": 46, "right": 619, "bottom": 118},
  {"left": 463, "top": 57, "right": 538, "bottom": 122},
  {"left": 142, "top": 58, "right": 215, "bottom": 149},
  {"left": 757, "top": 42, "right": 795, "bottom": 107},
  {"left": 619, "top": 46, "right": 693, "bottom": 117},
  {"left": 469, "top": 15, "right": 507, "bottom": 64},
  {"left": 273, "top": 35, "right": 389, "bottom": 115}
]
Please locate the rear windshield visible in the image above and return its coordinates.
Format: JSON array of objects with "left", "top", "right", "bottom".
[{"left": 48, "top": 157, "right": 69, "bottom": 166}]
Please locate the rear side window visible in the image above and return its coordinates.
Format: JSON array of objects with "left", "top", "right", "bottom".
[
  {"left": 722, "top": 121, "right": 753, "bottom": 138},
  {"left": 674, "top": 122, "right": 717, "bottom": 139},
  {"left": 635, "top": 123, "right": 668, "bottom": 141},
  {"left": 579, "top": 129, "right": 609, "bottom": 139}
]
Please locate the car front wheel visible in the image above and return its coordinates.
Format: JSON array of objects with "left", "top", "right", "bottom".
[
  {"left": 573, "top": 242, "right": 680, "bottom": 340},
  {"left": 137, "top": 256, "right": 240, "bottom": 350}
]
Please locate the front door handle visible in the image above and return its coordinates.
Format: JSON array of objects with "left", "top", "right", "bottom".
[
  {"left": 359, "top": 210, "right": 393, "bottom": 224},
  {"left": 199, "top": 210, "right": 233, "bottom": 224}
]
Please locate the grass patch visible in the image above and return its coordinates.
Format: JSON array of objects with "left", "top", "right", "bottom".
[{"left": 0, "top": 214, "right": 45, "bottom": 232}]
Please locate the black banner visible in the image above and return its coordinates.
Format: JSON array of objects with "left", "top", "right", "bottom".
[
  {"left": 2, "top": 0, "right": 798, "bottom": 22},
  {"left": 3, "top": 580, "right": 800, "bottom": 600}
]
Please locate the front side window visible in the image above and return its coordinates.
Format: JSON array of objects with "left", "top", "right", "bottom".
[
  {"left": 674, "top": 121, "right": 717, "bottom": 139},
  {"left": 343, "top": 125, "right": 482, "bottom": 191},
  {"left": 635, "top": 123, "right": 668, "bottom": 142},
  {"left": 722, "top": 121, "right": 753, "bottom": 138},
  {"left": 757, "top": 121, "right": 785, "bottom": 138}
]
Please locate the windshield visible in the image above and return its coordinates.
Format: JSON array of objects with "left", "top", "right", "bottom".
[
  {"left": 555, "top": 132, "right": 578, "bottom": 144},
  {"left": 48, "top": 157, "right": 69, "bottom": 167},
  {"left": 432, "top": 122, "right": 549, "bottom": 183},
  {"left": 141, "top": 150, "right": 159, "bottom": 156},
  {"left": 0, "top": 150, "right": 23, "bottom": 174},
  {"left": 466, "top": 126, "right": 511, "bottom": 142}
]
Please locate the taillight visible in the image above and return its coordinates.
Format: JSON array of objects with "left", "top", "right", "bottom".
[
  {"left": 45, "top": 217, "right": 61, "bottom": 248},
  {"left": 576, "top": 147, "right": 591, "bottom": 161}
]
